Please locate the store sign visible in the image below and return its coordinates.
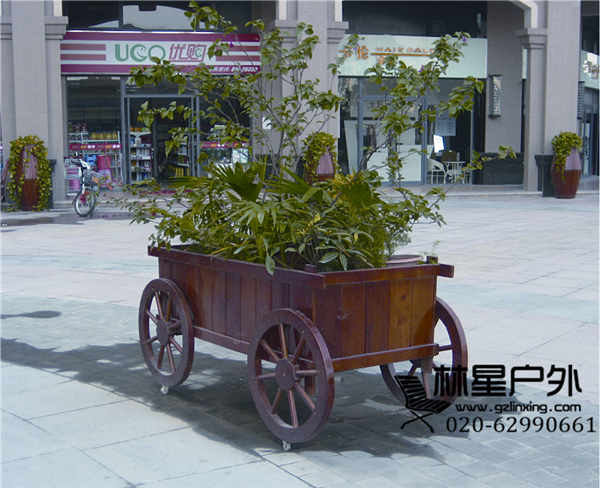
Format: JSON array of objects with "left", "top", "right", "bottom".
[
  {"left": 581, "top": 51, "right": 599, "bottom": 90},
  {"left": 338, "top": 35, "right": 487, "bottom": 78},
  {"left": 61, "top": 31, "right": 260, "bottom": 75}
]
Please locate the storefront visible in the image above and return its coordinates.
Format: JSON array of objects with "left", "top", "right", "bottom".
[
  {"left": 61, "top": 29, "right": 259, "bottom": 189},
  {"left": 580, "top": 50, "right": 599, "bottom": 176},
  {"left": 337, "top": 34, "right": 487, "bottom": 183}
]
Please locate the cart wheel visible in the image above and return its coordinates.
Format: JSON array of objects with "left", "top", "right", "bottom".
[
  {"left": 139, "top": 278, "right": 194, "bottom": 388},
  {"left": 248, "top": 309, "right": 335, "bottom": 444},
  {"left": 381, "top": 297, "right": 467, "bottom": 402}
]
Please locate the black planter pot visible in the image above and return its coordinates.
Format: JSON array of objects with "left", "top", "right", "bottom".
[
  {"left": 535, "top": 154, "right": 554, "bottom": 197},
  {"left": 472, "top": 153, "right": 524, "bottom": 185}
]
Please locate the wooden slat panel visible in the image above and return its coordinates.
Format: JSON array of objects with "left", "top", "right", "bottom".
[
  {"left": 411, "top": 276, "right": 436, "bottom": 346},
  {"left": 336, "top": 284, "right": 365, "bottom": 357},
  {"left": 271, "top": 282, "right": 290, "bottom": 310},
  {"left": 198, "top": 267, "right": 214, "bottom": 331},
  {"left": 290, "top": 283, "right": 312, "bottom": 319},
  {"left": 312, "top": 287, "right": 340, "bottom": 356},
  {"left": 226, "top": 273, "right": 241, "bottom": 339},
  {"left": 388, "top": 279, "right": 412, "bottom": 349},
  {"left": 255, "top": 279, "right": 272, "bottom": 334},
  {"left": 365, "top": 281, "right": 390, "bottom": 353},
  {"left": 333, "top": 344, "right": 438, "bottom": 372},
  {"left": 240, "top": 276, "right": 256, "bottom": 341},
  {"left": 211, "top": 271, "right": 227, "bottom": 334}
]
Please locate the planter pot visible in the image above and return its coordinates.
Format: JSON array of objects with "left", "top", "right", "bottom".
[
  {"left": 473, "top": 153, "right": 524, "bottom": 185},
  {"left": 17, "top": 146, "right": 39, "bottom": 210},
  {"left": 551, "top": 149, "right": 581, "bottom": 199}
]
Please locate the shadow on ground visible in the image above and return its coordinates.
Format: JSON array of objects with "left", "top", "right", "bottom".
[{"left": 1, "top": 337, "right": 542, "bottom": 458}]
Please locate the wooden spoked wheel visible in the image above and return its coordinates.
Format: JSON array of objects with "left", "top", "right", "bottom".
[
  {"left": 381, "top": 297, "right": 468, "bottom": 403},
  {"left": 139, "top": 278, "right": 194, "bottom": 388},
  {"left": 248, "top": 309, "right": 335, "bottom": 444}
]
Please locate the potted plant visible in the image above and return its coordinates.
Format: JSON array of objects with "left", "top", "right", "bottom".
[
  {"left": 551, "top": 131, "right": 583, "bottom": 199},
  {"left": 6, "top": 135, "right": 52, "bottom": 211}
]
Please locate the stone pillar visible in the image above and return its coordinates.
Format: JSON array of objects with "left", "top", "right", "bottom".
[
  {"left": 518, "top": 28, "right": 547, "bottom": 191},
  {"left": 1, "top": 0, "right": 67, "bottom": 203},
  {"left": 45, "top": 15, "right": 68, "bottom": 201}
]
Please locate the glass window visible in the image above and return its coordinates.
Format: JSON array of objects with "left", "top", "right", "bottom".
[
  {"left": 122, "top": 2, "right": 193, "bottom": 31},
  {"left": 66, "top": 76, "right": 123, "bottom": 186}
]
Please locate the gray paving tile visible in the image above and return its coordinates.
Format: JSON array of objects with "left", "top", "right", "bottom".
[
  {"left": 140, "top": 461, "right": 310, "bottom": 487},
  {"left": 2, "top": 448, "right": 128, "bottom": 488},
  {"left": 86, "top": 427, "right": 258, "bottom": 485},
  {"left": 2, "top": 380, "right": 126, "bottom": 419},
  {"left": 31, "top": 400, "right": 190, "bottom": 449}
]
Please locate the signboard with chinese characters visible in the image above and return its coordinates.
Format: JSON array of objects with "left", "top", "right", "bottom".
[
  {"left": 338, "top": 35, "right": 487, "bottom": 79},
  {"left": 60, "top": 31, "right": 260, "bottom": 75},
  {"left": 581, "top": 51, "right": 599, "bottom": 90}
]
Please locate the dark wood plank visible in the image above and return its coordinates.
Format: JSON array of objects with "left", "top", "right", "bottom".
[
  {"left": 312, "top": 287, "right": 340, "bottom": 356},
  {"left": 411, "top": 276, "right": 437, "bottom": 346},
  {"left": 271, "top": 282, "right": 290, "bottom": 310},
  {"left": 199, "top": 267, "right": 214, "bottom": 332},
  {"left": 365, "top": 281, "right": 390, "bottom": 353},
  {"left": 290, "top": 283, "right": 313, "bottom": 319},
  {"left": 240, "top": 276, "right": 256, "bottom": 341},
  {"left": 211, "top": 271, "right": 227, "bottom": 334},
  {"left": 336, "top": 284, "right": 365, "bottom": 357},
  {"left": 193, "top": 326, "right": 250, "bottom": 355},
  {"left": 333, "top": 344, "right": 438, "bottom": 372},
  {"left": 226, "top": 272, "right": 241, "bottom": 339},
  {"left": 388, "top": 279, "right": 412, "bottom": 349},
  {"left": 254, "top": 279, "right": 272, "bottom": 335}
]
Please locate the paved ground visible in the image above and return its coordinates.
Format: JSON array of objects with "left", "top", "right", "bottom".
[{"left": 1, "top": 191, "right": 598, "bottom": 487}]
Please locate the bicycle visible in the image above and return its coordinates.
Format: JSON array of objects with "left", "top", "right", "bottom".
[{"left": 70, "top": 158, "right": 111, "bottom": 217}]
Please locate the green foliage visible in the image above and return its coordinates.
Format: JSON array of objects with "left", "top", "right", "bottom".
[
  {"left": 552, "top": 131, "right": 582, "bottom": 174},
  {"left": 7, "top": 135, "right": 52, "bottom": 211},
  {"left": 115, "top": 162, "right": 444, "bottom": 273},
  {"left": 302, "top": 132, "right": 338, "bottom": 182}
]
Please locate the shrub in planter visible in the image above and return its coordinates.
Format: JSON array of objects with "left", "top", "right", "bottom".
[
  {"left": 551, "top": 131, "right": 583, "bottom": 199},
  {"left": 6, "top": 135, "right": 52, "bottom": 211},
  {"left": 118, "top": 6, "right": 491, "bottom": 273}
]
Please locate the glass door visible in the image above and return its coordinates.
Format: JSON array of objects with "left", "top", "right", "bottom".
[{"left": 125, "top": 96, "right": 193, "bottom": 183}]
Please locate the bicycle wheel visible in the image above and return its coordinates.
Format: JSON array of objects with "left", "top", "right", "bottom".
[{"left": 73, "top": 188, "right": 97, "bottom": 217}]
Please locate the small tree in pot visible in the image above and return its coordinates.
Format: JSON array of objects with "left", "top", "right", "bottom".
[{"left": 551, "top": 131, "right": 583, "bottom": 199}]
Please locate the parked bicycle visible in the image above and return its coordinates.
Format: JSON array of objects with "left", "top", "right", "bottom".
[{"left": 69, "top": 157, "right": 111, "bottom": 217}]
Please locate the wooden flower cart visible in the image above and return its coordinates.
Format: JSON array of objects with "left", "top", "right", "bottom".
[{"left": 139, "top": 246, "right": 468, "bottom": 448}]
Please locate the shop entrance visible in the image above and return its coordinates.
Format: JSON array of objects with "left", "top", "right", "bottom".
[{"left": 125, "top": 95, "right": 195, "bottom": 184}]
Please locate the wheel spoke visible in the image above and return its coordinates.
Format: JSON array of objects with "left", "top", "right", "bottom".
[
  {"left": 296, "top": 369, "right": 318, "bottom": 377},
  {"left": 260, "top": 339, "right": 280, "bottom": 363},
  {"left": 166, "top": 344, "right": 176, "bottom": 373},
  {"left": 294, "top": 383, "right": 316, "bottom": 412},
  {"left": 290, "top": 336, "right": 306, "bottom": 365},
  {"left": 144, "top": 335, "right": 159, "bottom": 345},
  {"left": 157, "top": 345, "right": 165, "bottom": 369},
  {"left": 287, "top": 390, "right": 299, "bottom": 428},
  {"left": 154, "top": 292, "right": 164, "bottom": 319},
  {"left": 271, "top": 388, "right": 283, "bottom": 413},
  {"left": 257, "top": 372, "right": 276, "bottom": 381},
  {"left": 165, "top": 296, "right": 173, "bottom": 321},
  {"left": 146, "top": 310, "right": 159, "bottom": 326},
  {"left": 408, "top": 364, "right": 417, "bottom": 375},
  {"left": 169, "top": 337, "right": 183, "bottom": 353},
  {"left": 279, "top": 323, "right": 288, "bottom": 358}
]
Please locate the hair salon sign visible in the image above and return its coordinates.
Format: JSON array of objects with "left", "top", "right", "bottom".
[
  {"left": 338, "top": 35, "right": 487, "bottom": 79},
  {"left": 60, "top": 31, "right": 260, "bottom": 75}
]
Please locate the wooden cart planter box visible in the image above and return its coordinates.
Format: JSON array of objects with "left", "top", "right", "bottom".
[{"left": 139, "top": 245, "right": 468, "bottom": 446}]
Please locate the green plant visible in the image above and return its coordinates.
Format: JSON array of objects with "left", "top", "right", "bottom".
[
  {"left": 6, "top": 135, "right": 52, "bottom": 211},
  {"left": 116, "top": 161, "right": 444, "bottom": 274},
  {"left": 118, "top": 5, "right": 494, "bottom": 274},
  {"left": 551, "top": 131, "right": 583, "bottom": 174},
  {"left": 302, "top": 132, "right": 337, "bottom": 182}
]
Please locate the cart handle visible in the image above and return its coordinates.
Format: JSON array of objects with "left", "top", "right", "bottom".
[{"left": 438, "top": 264, "right": 454, "bottom": 278}]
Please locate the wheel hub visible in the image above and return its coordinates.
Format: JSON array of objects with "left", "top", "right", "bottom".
[
  {"left": 275, "top": 359, "right": 297, "bottom": 390},
  {"left": 157, "top": 319, "right": 170, "bottom": 346}
]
